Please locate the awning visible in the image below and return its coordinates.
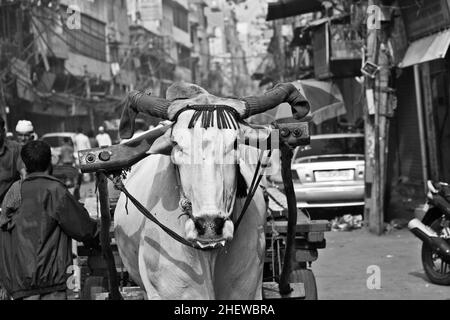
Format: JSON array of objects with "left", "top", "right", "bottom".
[
  {"left": 266, "top": 0, "right": 323, "bottom": 21},
  {"left": 399, "top": 29, "right": 450, "bottom": 68}
]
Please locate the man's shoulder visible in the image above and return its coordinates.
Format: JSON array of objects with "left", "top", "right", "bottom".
[
  {"left": 9, "top": 179, "right": 22, "bottom": 189},
  {"left": 25, "top": 174, "right": 66, "bottom": 190},
  {"left": 3, "top": 180, "right": 22, "bottom": 206},
  {"left": 29, "top": 176, "right": 69, "bottom": 202},
  {"left": 4, "top": 180, "right": 22, "bottom": 199}
]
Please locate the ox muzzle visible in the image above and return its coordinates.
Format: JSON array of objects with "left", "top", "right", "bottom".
[{"left": 185, "top": 215, "right": 234, "bottom": 248}]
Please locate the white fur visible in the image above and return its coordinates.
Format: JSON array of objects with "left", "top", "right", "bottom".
[
  {"left": 114, "top": 149, "right": 267, "bottom": 300},
  {"left": 185, "top": 218, "right": 198, "bottom": 241},
  {"left": 222, "top": 220, "right": 234, "bottom": 241}
]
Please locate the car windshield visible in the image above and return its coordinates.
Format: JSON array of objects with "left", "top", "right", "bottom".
[
  {"left": 294, "top": 136, "right": 364, "bottom": 163},
  {"left": 42, "top": 136, "right": 73, "bottom": 148}
]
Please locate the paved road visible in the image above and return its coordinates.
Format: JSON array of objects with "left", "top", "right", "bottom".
[{"left": 313, "top": 228, "right": 450, "bottom": 300}]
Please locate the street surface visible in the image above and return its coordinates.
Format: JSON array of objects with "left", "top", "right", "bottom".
[{"left": 313, "top": 228, "right": 450, "bottom": 300}]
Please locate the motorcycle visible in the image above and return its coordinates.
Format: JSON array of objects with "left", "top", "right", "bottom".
[{"left": 408, "top": 180, "right": 450, "bottom": 285}]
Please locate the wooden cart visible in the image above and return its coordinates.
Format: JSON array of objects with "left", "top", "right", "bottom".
[
  {"left": 74, "top": 118, "right": 326, "bottom": 300},
  {"left": 73, "top": 184, "right": 330, "bottom": 300},
  {"left": 73, "top": 177, "right": 146, "bottom": 300},
  {"left": 262, "top": 186, "right": 330, "bottom": 300}
]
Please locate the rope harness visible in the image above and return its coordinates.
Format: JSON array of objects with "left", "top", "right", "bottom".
[{"left": 108, "top": 149, "right": 271, "bottom": 251}]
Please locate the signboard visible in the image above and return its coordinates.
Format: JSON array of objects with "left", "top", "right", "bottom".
[
  {"left": 399, "top": 0, "right": 450, "bottom": 40},
  {"left": 139, "top": 0, "right": 163, "bottom": 21}
]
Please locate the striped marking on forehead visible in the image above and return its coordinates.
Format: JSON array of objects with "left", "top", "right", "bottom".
[{"left": 174, "top": 105, "right": 241, "bottom": 130}]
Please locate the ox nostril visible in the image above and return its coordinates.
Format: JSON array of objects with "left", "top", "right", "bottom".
[
  {"left": 194, "top": 217, "right": 206, "bottom": 236},
  {"left": 214, "top": 217, "right": 225, "bottom": 235}
]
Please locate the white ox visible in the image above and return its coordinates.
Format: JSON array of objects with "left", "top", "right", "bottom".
[{"left": 114, "top": 82, "right": 309, "bottom": 299}]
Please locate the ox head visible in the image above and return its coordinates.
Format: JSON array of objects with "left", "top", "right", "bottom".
[{"left": 119, "top": 82, "right": 310, "bottom": 248}]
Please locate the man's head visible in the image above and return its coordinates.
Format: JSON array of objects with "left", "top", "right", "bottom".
[
  {"left": 77, "top": 127, "right": 83, "bottom": 134},
  {"left": 63, "top": 137, "right": 71, "bottom": 145},
  {"left": 21, "top": 140, "right": 52, "bottom": 174},
  {"left": 15, "top": 120, "right": 35, "bottom": 145},
  {"left": 98, "top": 126, "right": 105, "bottom": 133}
]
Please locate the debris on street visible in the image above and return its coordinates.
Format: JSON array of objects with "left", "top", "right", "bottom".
[{"left": 331, "top": 214, "right": 363, "bottom": 231}]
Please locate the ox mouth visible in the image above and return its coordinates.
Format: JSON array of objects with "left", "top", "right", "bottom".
[
  {"left": 185, "top": 218, "right": 234, "bottom": 249},
  {"left": 194, "top": 238, "right": 227, "bottom": 249}
]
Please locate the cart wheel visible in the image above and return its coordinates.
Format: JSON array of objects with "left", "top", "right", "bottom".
[
  {"left": 81, "top": 276, "right": 108, "bottom": 300},
  {"left": 290, "top": 269, "right": 318, "bottom": 300}
]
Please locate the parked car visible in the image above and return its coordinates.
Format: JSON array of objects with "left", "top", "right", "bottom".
[
  {"left": 41, "top": 132, "right": 78, "bottom": 165},
  {"left": 269, "top": 133, "right": 365, "bottom": 209}
]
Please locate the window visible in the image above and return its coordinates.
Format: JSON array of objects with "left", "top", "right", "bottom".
[
  {"left": 294, "top": 135, "right": 364, "bottom": 163},
  {"left": 173, "top": 6, "right": 188, "bottom": 32},
  {"left": 177, "top": 44, "right": 190, "bottom": 68},
  {"left": 65, "top": 14, "right": 106, "bottom": 61},
  {"left": 42, "top": 136, "right": 74, "bottom": 148}
]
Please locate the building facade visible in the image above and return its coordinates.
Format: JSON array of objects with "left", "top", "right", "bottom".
[
  {"left": 0, "top": 0, "right": 133, "bottom": 136},
  {"left": 392, "top": 0, "right": 450, "bottom": 190}
]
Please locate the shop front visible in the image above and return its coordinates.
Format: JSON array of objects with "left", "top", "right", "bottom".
[{"left": 395, "top": 0, "right": 450, "bottom": 190}]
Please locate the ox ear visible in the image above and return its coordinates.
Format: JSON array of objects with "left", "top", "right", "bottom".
[
  {"left": 119, "top": 91, "right": 171, "bottom": 139},
  {"left": 146, "top": 129, "right": 173, "bottom": 155}
]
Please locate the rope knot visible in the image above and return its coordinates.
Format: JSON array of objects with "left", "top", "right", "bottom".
[
  {"left": 112, "top": 175, "right": 125, "bottom": 191},
  {"left": 179, "top": 197, "right": 192, "bottom": 216}
]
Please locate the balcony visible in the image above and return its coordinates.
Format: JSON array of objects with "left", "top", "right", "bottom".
[{"left": 310, "top": 15, "right": 363, "bottom": 79}]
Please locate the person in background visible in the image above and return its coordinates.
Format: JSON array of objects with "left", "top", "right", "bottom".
[
  {"left": 87, "top": 130, "right": 98, "bottom": 148},
  {"left": 6, "top": 132, "right": 14, "bottom": 142},
  {"left": 74, "top": 127, "right": 91, "bottom": 151},
  {"left": 0, "top": 118, "right": 25, "bottom": 202},
  {"left": 15, "top": 120, "right": 37, "bottom": 145},
  {"left": 95, "top": 126, "right": 112, "bottom": 147},
  {"left": 0, "top": 117, "right": 25, "bottom": 300},
  {"left": 74, "top": 128, "right": 92, "bottom": 182},
  {"left": 0, "top": 140, "right": 99, "bottom": 300},
  {"left": 58, "top": 137, "right": 75, "bottom": 166}
]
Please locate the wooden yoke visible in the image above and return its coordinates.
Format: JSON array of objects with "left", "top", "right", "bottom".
[
  {"left": 273, "top": 119, "right": 311, "bottom": 295},
  {"left": 78, "top": 124, "right": 172, "bottom": 174},
  {"left": 77, "top": 124, "right": 170, "bottom": 300}
]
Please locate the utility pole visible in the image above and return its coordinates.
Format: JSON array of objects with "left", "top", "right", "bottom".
[
  {"left": 16, "top": 3, "right": 23, "bottom": 53},
  {"left": 272, "top": 20, "right": 285, "bottom": 82},
  {"left": 364, "top": 0, "right": 394, "bottom": 235},
  {"left": 365, "top": 0, "right": 384, "bottom": 235},
  {"left": 0, "top": 82, "right": 8, "bottom": 132}
]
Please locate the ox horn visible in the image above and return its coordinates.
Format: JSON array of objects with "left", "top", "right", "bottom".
[
  {"left": 119, "top": 90, "right": 171, "bottom": 139},
  {"left": 241, "top": 83, "right": 310, "bottom": 120}
]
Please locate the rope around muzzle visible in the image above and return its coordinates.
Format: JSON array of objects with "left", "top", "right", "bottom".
[{"left": 107, "top": 150, "right": 272, "bottom": 251}]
